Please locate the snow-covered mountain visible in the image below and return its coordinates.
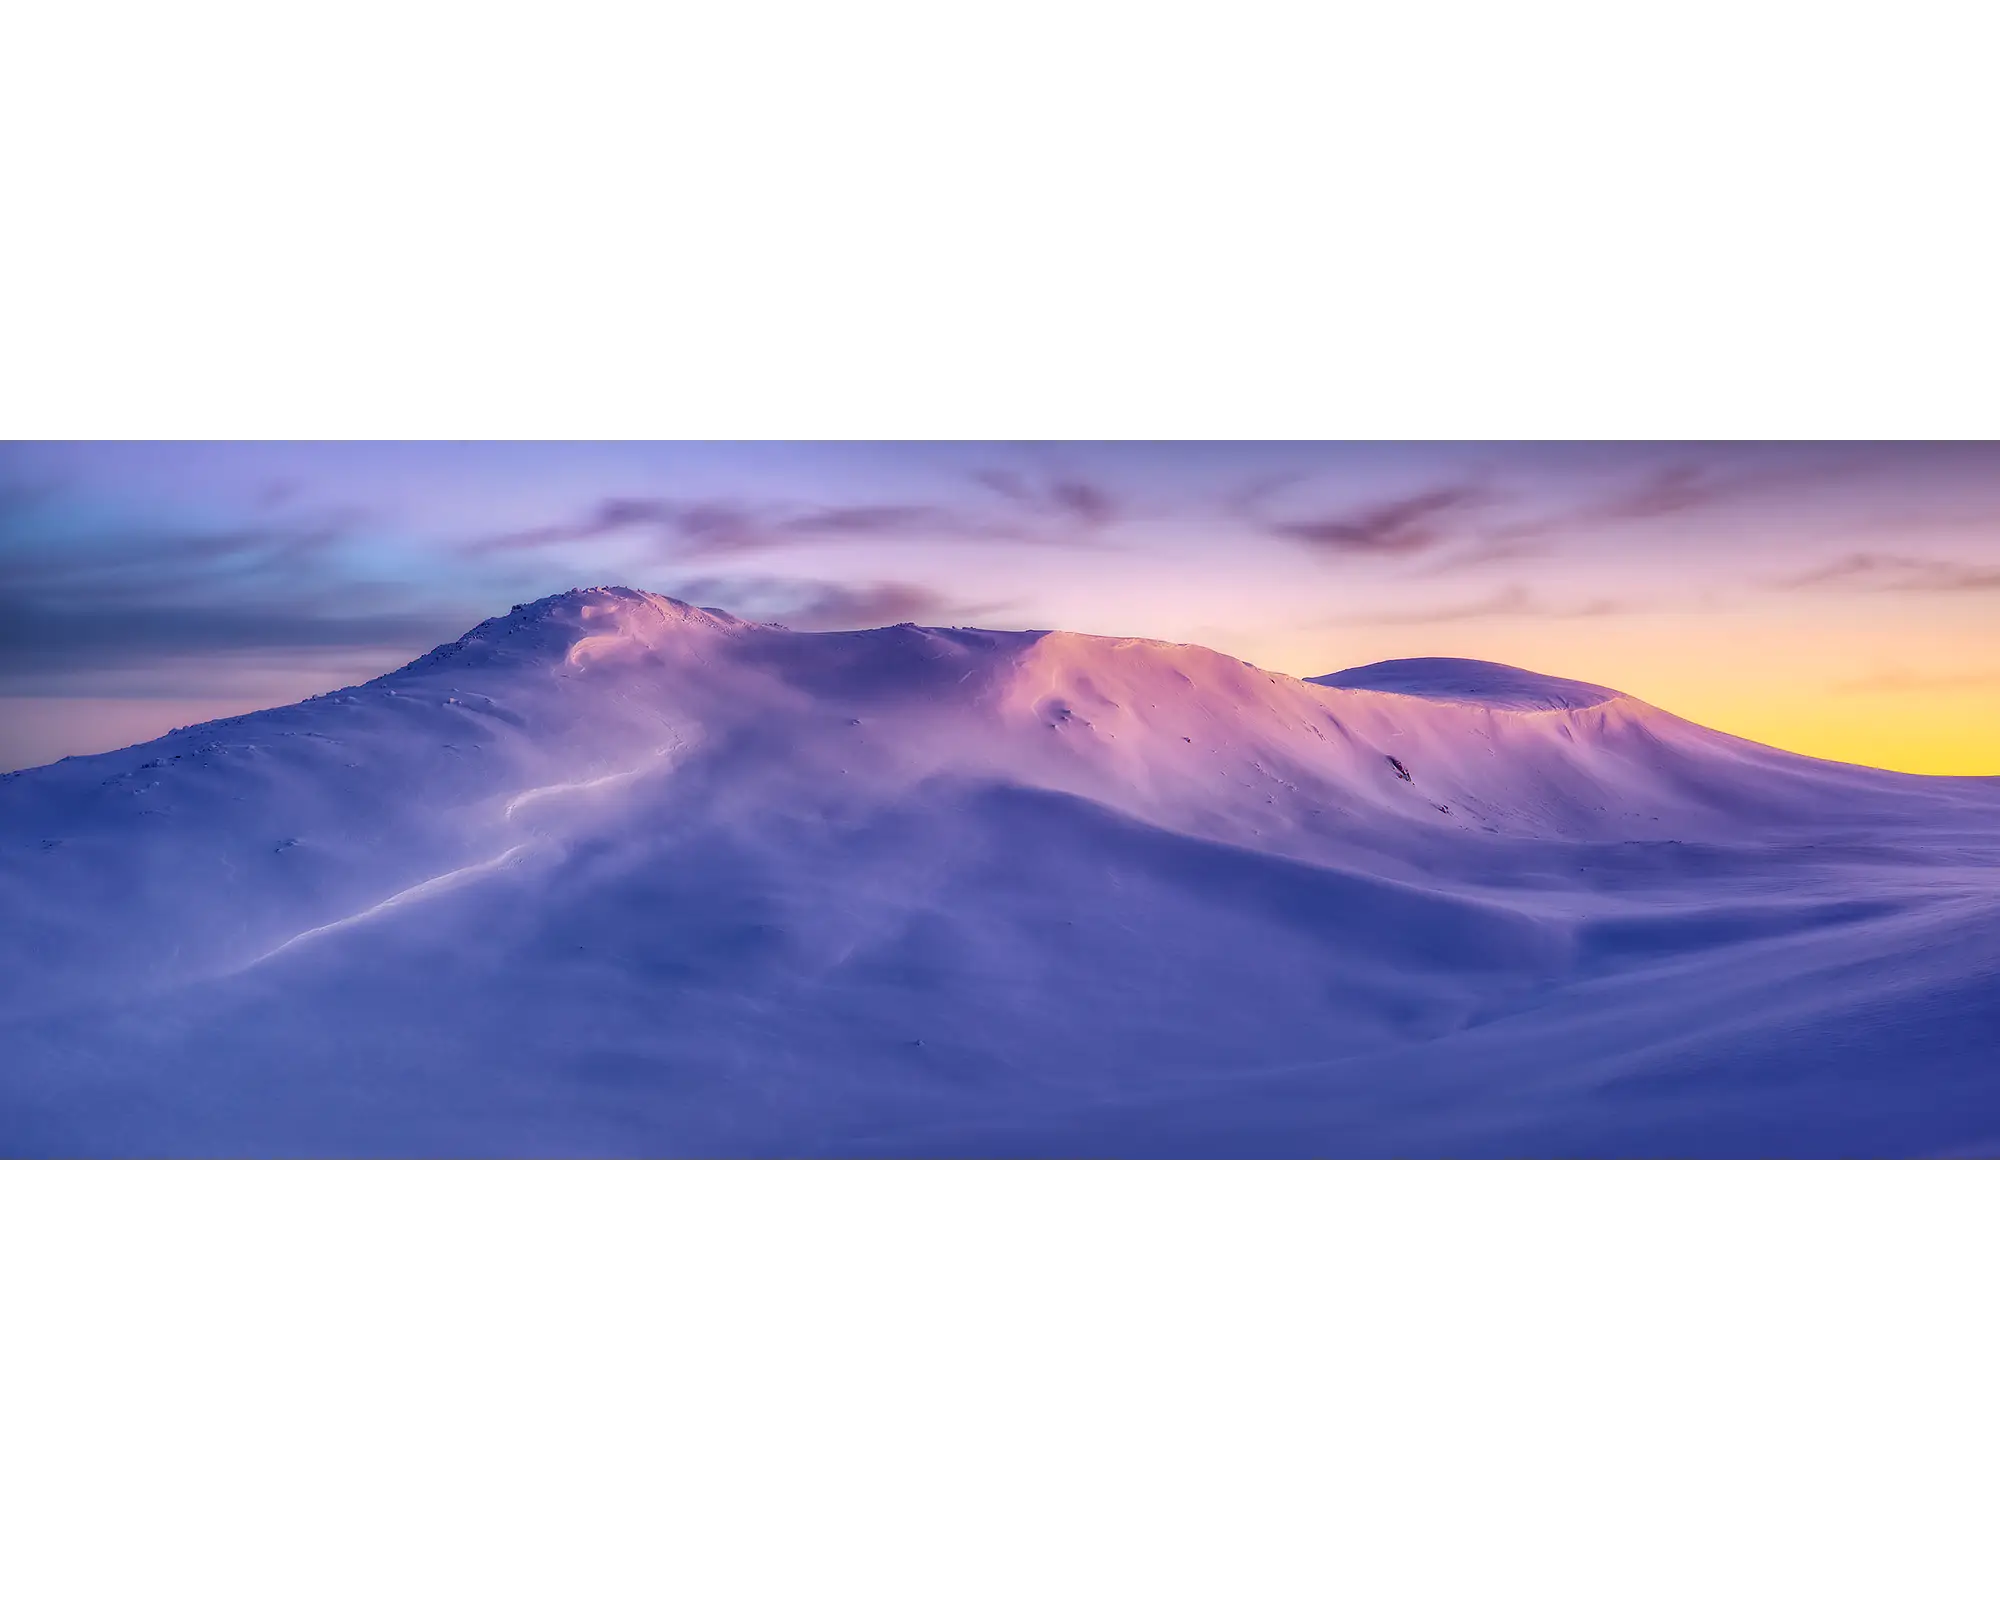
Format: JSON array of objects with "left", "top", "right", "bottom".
[{"left": 4, "top": 586, "right": 1996, "bottom": 1155}]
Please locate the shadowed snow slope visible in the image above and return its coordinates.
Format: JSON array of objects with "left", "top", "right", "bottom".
[
  {"left": 1310, "top": 656, "right": 1622, "bottom": 710},
  {"left": 3, "top": 587, "right": 1996, "bottom": 1155}
]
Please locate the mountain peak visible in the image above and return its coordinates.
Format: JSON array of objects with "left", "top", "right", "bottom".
[
  {"left": 504, "top": 586, "right": 745, "bottom": 627},
  {"left": 1309, "top": 656, "right": 1623, "bottom": 711},
  {"left": 401, "top": 587, "right": 753, "bottom": 677}
]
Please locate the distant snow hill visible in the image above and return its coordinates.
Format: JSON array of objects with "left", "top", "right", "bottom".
[{"left": 3, "top": 587, "right": 1997, "bottom": 1156}]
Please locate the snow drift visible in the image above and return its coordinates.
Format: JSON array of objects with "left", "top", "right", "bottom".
[{"left": 2, "top": 587, "right": 1996, "bottom": 1155}]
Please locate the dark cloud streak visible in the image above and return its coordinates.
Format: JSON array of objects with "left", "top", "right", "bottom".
[
  {"left": 1245, "top": 454, "right": 1803, "bottom": 571},
  {"left": 764, "top": 580, "right": 965, "bottom": 630},
  {"left": 481, "top": 471, "right": 1126, "bottom": 560},
  {"left": 0, "top": 491, "right": 462, "bottom": 694},
  {"left": 672, "top": 575, "right": 1000, "bottom": 631},
  {"left": 970, "top": 468, "right": 1122, "bottom": 530},
  {"left": 1269, "top": 485, "right": 1487, "bottom": 556},
  {"left": 1776, "top": 554, "right": 2000, "bottom": 593}
]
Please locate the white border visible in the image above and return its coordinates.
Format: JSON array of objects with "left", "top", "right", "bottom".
[
  {"left": 5, "top": 1163, "right": 1996, "bottom": 1597},
  {"left": 4, "top": 2, "right": 1996, "bottom": 439}
]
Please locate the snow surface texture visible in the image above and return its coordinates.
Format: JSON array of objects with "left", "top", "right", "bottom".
[{"left": 3, "top": 587, "right": 1997, "bottom": 1156}]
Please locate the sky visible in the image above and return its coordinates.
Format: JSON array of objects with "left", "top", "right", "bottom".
[{"left": 3, "top": 440, "right": 1999, "bottom": 775}]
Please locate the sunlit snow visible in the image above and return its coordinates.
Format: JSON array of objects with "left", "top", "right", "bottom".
[{"left": 3, "top": 588, "right": 1995, "bottom": 1155}]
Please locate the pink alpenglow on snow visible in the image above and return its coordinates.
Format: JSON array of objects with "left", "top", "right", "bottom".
[{"left": 2, "top": 588, "right": 1996, "bottom": 1155}]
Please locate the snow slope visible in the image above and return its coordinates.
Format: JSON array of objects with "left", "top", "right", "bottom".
[{"left": 3, "top": 588, "right": 1996, "bottom": 1156}]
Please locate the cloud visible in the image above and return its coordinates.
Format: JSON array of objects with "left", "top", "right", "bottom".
[
  {"left": 0, "top": 598, "right": 453, "bottom": 671},
  {"left": 670, "top": 575, "right": 1002, "bottom": 631},
  {"left": 970, "top": 467, "right": 1122, "bottom": 530},
  {"left": 1775, "top": 553, "right": 2000, "bottom": 592},
  {"left": 1268, "top": 484, "right": 1488, "bottom": 556},
  {"left": 1333, "top": 584, "right": 1631, "bottom": 626},
  {"left": 1246, "top": 473, "right": 1625, "bottom": 565},
  {"left": 780, "top": 504, "right": 937, "bottom": 536},
  {"left": 1417, "top": 463, "right": 1742, "bottom": 568},
  {"left": 479, "top": 473, "right": 1122, "bottom": 561},
  {"left": 477, "top": 497, "right": 770, "bottom": 556},
  {"left": 1586, "top": 460, "right": 1741, "bottom": 521},
  {"left": 763, "top": 580, "right": 965, "bottom": 630},
  {"left": 0, "top": 586, "right": 458, "bottom": 698},
  {"left": 0, "top": 489, "right": 461, "bottom": 695},
  {"left": 1244, "top": 453, "right": 1800, "bottom": 572}
]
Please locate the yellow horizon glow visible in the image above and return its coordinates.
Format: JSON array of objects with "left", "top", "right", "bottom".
[{"left": 1258, "top": 605, "right": 2000, "bottom": 778}]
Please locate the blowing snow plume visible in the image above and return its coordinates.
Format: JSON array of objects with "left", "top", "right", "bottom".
[{"left": 2, "top": 587, "right": 1997, "bottom": 1156}]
